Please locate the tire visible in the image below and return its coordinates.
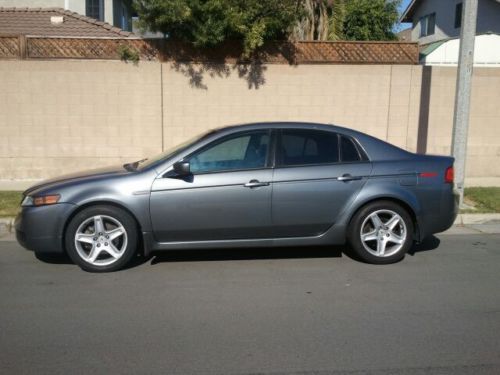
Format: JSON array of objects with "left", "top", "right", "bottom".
[
  {"left": 65, "top": 205, "right": 138, "bottom": 272},
  {"left": 347, "top": 200, "right": 414, "bottom": 264}
]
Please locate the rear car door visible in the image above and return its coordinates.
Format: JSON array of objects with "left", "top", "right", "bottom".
[
  {"left": 150, "top": 130, "right": 274, "bottom": 242},
  {"left": 271, "top": 129, "right": 372, "bottom": 237}
]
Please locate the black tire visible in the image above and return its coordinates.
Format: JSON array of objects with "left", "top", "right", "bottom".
[
  {"left": 65, "top": 205, "right": 138, "bottom": 272},
  {"left": 347, "top": 200, "right": 414, "bottom": 264}
]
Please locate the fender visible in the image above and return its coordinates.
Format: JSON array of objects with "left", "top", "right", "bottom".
[
  {"left": 61, "top": 170, "right": 156, "bottom": 233},
  {"left": 334, "top": 178, "right": 422, "bottom": 237}
]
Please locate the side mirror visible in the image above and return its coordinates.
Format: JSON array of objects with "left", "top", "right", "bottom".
[{"left": 172, "top": 161, "right": 191, "bottom": 176}]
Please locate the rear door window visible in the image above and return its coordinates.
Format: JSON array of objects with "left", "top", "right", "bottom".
[{"left": 278, "top": 130, "right": 339, "bottom": 167}]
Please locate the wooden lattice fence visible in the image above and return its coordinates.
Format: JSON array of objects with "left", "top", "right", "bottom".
[
  {"left": 0, "top": 35, "right": 22, "bottom": 58},
  {"left": 293, "top": 41, "right": 418, "bottom": 64},
  {"left": 0, "top": 36, "right": 419, "bottom": 64},
  {"left": 148, "top": 40, "right": 419, "bottom": 65},
  {"left": 27, "top": 37, "right": 159, "bottom": 60}
]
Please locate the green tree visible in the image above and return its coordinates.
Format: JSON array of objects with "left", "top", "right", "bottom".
[
  {"left": 292, "top": 0, "right": 400, "bottom": 42},
  {"left": 342, "top": 0, "right": 400, "bottom": 41},
  {"left": 328, "top": 0, "right": 346, "bottom": 41},
  {"left": 133, "top": 0, "right": 301, "bottom": 57}
]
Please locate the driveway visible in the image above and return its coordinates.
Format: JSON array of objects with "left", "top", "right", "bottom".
[{"left": 1, "top": 233, "right": 500, "bottom": 374}]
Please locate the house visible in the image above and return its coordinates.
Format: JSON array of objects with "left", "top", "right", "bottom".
[
  {"left": 400, "top": 0, "right": 500, "bottom": 44},
  {"left": 0, "top": 7, "right": 136, "bottom": 38},
  {"left": 0, "top": 0, "right": 133, "bottom": 31},
  {"left": 419, "top": 32, "right": 500, "bottom": 66},
  {"left": 396, "top": 28, "right": 412, "bottom": 41}
]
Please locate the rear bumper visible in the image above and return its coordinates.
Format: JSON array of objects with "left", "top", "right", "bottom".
[
  {"left": 15, "top": 203, "right": 76, "bottom": 254},
  {"left": 418, "top": 187, "right": 459, "bottom": 240}
]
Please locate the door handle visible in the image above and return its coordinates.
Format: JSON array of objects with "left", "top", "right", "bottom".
[
  {"left": 337, "top": 174, "right": 362, "bottom": 182},
  {"left": 244, "top": 179, "right": 270, "bottom": 188}
]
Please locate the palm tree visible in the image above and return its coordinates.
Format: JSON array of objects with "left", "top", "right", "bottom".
[{"left": 292, "top": 0, "right": 345, "bottom": 41}]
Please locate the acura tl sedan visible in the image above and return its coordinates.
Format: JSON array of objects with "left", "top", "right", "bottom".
[{"left": 16, "top": 122, "right": 458, "bottom": 272}]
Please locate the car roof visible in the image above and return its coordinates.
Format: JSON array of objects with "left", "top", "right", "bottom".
[
  {"left": 220, "top": 121, "right": 338, "bottom": 131},
  {"left": 152, "top": 121, "right": 412, "bottom": 174},
  {"left": 213, "top": 122, "right": 412, "bottom": 161},
  {"left": 215, "top": 121, "right": 365, "bottom": 137}
]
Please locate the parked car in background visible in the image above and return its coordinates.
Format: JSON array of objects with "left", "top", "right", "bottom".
[{"left": 15, "top": 122, "right": 458, "bottom": 272}]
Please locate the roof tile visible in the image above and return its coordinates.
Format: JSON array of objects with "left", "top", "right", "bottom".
[{"left": 0, "top": 7, "right": 137, "bottom": 38}]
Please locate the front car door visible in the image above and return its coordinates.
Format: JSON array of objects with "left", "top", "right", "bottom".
[
  {"left": 271, "top": 129, "right": 372, "bottom": 237},
  {"left": 150, "top": 129, "right": 274, "bottom": 242}
]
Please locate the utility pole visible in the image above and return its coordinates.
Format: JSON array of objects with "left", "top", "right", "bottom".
[{"left": 451, "top": 0, "right": 478, "bottom": 207}]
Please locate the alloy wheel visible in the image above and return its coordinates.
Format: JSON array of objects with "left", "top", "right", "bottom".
[
  {"left": 359, "top": 209, "right": 407, "bottom": 258},
  {"left": 74, "top": 215, "right": 128, "bottom": 266}
]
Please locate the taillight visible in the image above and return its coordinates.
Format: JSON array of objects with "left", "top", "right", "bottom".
[{"left": 445, "top": 166, "right": 454, "bottom": 184}]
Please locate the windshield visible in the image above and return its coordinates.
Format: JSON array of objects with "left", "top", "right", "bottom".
[{"left": 132, "top": 129, "right": 217, "bottom": 171}]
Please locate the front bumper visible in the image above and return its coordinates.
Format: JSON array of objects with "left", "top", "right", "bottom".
[{"left": 15, "top": 203, "right": 76, "bottom": 254}]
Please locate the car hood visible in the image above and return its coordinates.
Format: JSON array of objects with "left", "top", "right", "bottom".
[{"left": 23, "top": 165, "right": 131, "bottom": 195}]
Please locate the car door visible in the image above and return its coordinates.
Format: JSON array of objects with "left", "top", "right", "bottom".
[
  {"left": 271, "top": 129, "right": 372, "bottom": 237},
  {"left": 150, "top": 129, "right": 274, "bottom": 242}
]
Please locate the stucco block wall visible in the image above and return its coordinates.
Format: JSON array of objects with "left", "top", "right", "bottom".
[
  {"left": 162, "top": 64, "right": 392, "bottom": 149},
  {"left": 413, "top": 67, "right": 500, "bottom": 181},
  {"left": 0, "top": 59, "right": 499, "bottom": 187},
  {"left": 0, "top": 60, "right": 162, "bottom": 180},
  {"left": 161, "top": 62, "right": 499, "bottom": 186},
  {"left": 465, "top": 68, "right": 500, "bottom": 178}
]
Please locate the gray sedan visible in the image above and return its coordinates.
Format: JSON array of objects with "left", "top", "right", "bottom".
[{"left": 15, "top": 122, "right": 458, "bottom": 272}]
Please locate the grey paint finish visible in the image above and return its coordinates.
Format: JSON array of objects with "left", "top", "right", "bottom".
[
  {"left": 150, "top": 169, "right": 274, "bottom": 241},
  {"left": 272, "top": 162, "right": 372, "bottom": 237},
  {"left": 15, "top": 122, "right": 457, "bottom": 255}
]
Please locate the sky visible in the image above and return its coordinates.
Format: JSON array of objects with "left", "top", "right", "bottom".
[{"left": 396, "top": 0, "right": 413, "bottom": 32}]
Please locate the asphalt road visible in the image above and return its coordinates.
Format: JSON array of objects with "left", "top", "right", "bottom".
[{"left": 1, "top": 233, "right": 500, "bottom": 375}]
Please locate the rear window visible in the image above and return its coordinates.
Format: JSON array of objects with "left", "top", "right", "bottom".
[
  {"left": 279, "top": 130, "right": 339, "bottom": 166},
  {"left": 340, "top": 136, "right": 362, "bottom": 162}
]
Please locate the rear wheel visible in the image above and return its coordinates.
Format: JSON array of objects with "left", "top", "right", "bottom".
[
  {"left": 347, "top": 201, "right": 414, "bottom": 264},
  {"left": 65, "top": 205, "right": 138, "bottom": 272}
]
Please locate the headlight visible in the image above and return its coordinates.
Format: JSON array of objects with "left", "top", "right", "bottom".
[
  {"left": 21, "top": 194, "right": 60, "bottom": 207},
  {"left": 21, "top": 196, "right": 33, "bottom": 207}
]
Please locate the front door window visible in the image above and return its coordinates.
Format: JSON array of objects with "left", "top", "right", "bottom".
[{"left": 189, "top": 131, "right": 270, "bottom": 174}]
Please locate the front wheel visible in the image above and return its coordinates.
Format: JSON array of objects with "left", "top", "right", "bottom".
[
  {"left": 347, "top": 201, "right": 414, "bottom": 264},
  {"left": 65, "top": 205, "right": 138, "bottom": 272}
]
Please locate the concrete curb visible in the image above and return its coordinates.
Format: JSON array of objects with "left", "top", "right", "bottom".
[
  {"left": 0, "top": 217, "right": 14, "bottom": 236},
  {"left": 2, "top": 213, "right": 500, "bottom": 237},
  {"left": 454, "top": 213, "right": 500, "bottom": 225}
]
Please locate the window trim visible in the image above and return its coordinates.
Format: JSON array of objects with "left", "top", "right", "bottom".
[
  {"left": 86, "top": 0, "right": 104, "bottom": 21},
  {"left": 419, "top": 12, "right": 436, "bottom": 37},
  {"left": 181, "top": 129, "right": 273, "bottom": 176},
  {"left": 455, "top": 3, "right": 463, "bottom": 29},
  {"left": 350, "top": 136, "right": 370, "bottom": 162},
  {"left": 269, "top": 129, "right": 278, "bottom": 168},
  {"left": 340, "top": 134, "right": 369, "bottom": 163},
  {"left": 419, "top": 16, "right": 427, "bottom": 37},
  {"left": 164, "top": 127, "right": 371, "bottom": 176},
  {"left": 275, "top": 129, "right": 370, "bottom": 169},
  {"left": 276, "top": 129, "right": 339, "bottom": 168}
]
